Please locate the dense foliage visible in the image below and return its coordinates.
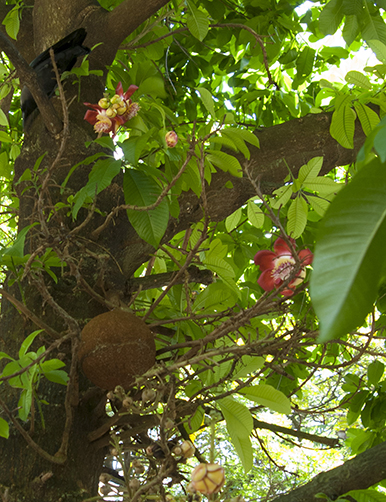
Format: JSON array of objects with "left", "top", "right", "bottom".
[{"left": 1, "top": 0, "right": 386, "bottom": 501}]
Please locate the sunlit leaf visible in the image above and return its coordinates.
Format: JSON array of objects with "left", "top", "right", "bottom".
[
  {"left": 238, "top": 384, "right": 292, "bottom": 414},
  {"left": 311, "top": 157, "right": 386, "bottom": 341}
]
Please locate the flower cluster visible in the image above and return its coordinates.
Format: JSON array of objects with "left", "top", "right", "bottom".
[
  {"left": 84, "top": 82, "right": 139, "bottom": 135},
  {"left": 254, "top": 237, "right": 313, "bottom": 297}
]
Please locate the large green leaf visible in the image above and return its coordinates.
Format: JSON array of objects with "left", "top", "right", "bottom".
[
  {"left": 186, "top": 2, "right": 209, "bottom": 41},
  {"left": 298, "top": 156, "right": 323, "bottom": 184},
  {"left": 319, "top": 0, "right": 344, "bottom": 35},
  {"left": 196, "top": 87, "right": 216, "bottom": 119},
  {"left": 124, "top": 169, "right": 169, "bottom": 248},
  {"left": 354, "top": 102, "right": 380, "bottom": 136},
  {"left": 219, "top": 397, "right": 253, "bottom": 437},
  {"left": 310, "top": 157, "right": 386, "bottom": 342},
  {"left": 345, "top": 71, "right": 372, "bottom": 90},
  {"left": 362, "top": 12, "right": 386, "bottom": 45},
  {"left": 330, "top": 94, "right": 355, "bottom": 149},
  {"left": 287, "top": 196, "right": 308, "bottom": 239},
  {"left": 247, "top": 200, "right": 264, "bottom": 228},
  {"left": 219, "top": 397, "right": 254, "bottom": 472},
  {"left": 207, "top": 150, "right": 243, "bottom": 177},
  {"left": 238, "top": 384, "right": 291, "bottom": 414}
]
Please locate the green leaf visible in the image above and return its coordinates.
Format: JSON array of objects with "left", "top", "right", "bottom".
[
  {"left": 207, "top": 150, "right": 242, "bottom": 177},
  {"left": 330, "top": 95, "right": 355, "bottom": 149},
  {"left": 362, "top": 13, "right": 386, "bottom": 45},
  {"left": 184, "top": 406, "right": 204, "bottom": 434},
  {"left": 368, "top": 39, "right": 386, "bottom": 63},
  {"left": 228, "top": 433, "right": 254, "bottom": 473},
  {"left": 308, "top": 195, "right": 331, "bottom": 217},
  {"left": 287, "top": 196, "right": 308, "bottom": 239},
  {"left": 343, "top": 490, "right": 386, "bottom": 502},
  {"left": 2, "top": 6, "right": 20, "bottom": 40},
  {"left": 203, "top": 255, "right": 235, "bottom": 279},
  {"left": 219, "top": 397, "right": 253, "bottom": 437},
  {"left": 0, "top": 223, "right": 38, "bottom": 262},
  {"left": 342, "top": 0, "right": 364, "bottom": 16},
  {"left": 40, "top": 359, "right": 66, "bottom": 372},
  {"left": 342, "top": 15, "right": 360, "bottom": 46},
  {"left": 193, "top": 282, "right": 238, "bottom": 312},
  {"left": 319, "top": 0, "right": 344, "bottom": 35},
  {"left": 0, "top": 151, "right": 11, "bottom": 179},
  {"left": 43, "top": 369, "right": 69, "bottom": 385},
  {"left": 296, "top": 47, "right": 316, "bottom": 81},
  {"left": 247, "top": 200, "right": 264, "bottom": 228},
  {"left": 373, "top": 123, "right": 386, "bottom": 162},
  {"left": 226, "top": 207, "right": 242, "bottom": 232},
  {"left": 223, "top": 128, "right": 260, "bottom": 153},
  {"left": 354, "top": 103, "right": 380, "bottom": 136},
  {"left": 124, "top": 169, "right": 169, "bottom": 248},
  {"left": 196, "top": 87, "right": 216, "bottom": 118},
  {"left": 238, "top": 384, "right": 292, "bottom": 414},
  {"left": 0, "top": 131, "right": 12, "bottom": 143},
  {"left": 298, "top": 157, "right": 323, "bottom": 185},
  {"left": 18, "top": 388, "right": 32, "bottom": 421},
  {"left": 233, "top": 356, "right": 265, "bottom": 379},
  {"left": 310, "top": 157, "right": 386, "bottom": 341},
  {"left": 345, "top": 70, "right": 372, "bottom": 90},
  {"left": 0, "top": 417, "right": 9, "bottom": 439},
  {"left": 271, "top": 184, "right": 292, "bottom": 209},
  {"left": 139, "top": 76, "right": 166, "bottom": 98},
  {"left": 186, "top": 2, "right": 209, "bottom": 41},
  {"left": 72, "top": 158, "right": 121, "bottom": 218},
  {"left": 367, "top": 360, "right": 384, "bottom": 386},
  {"left": 19, "top": 330, "right": 43, "bottom": 358},
  {"left": 303, "top": 176, "right": 343, "bottom": 194},
  {"left": 0, "top": 108, "right": 9, "bottom": 127}
]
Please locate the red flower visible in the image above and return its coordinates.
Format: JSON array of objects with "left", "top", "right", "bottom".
[
  {"left": 254, "top": 238, "right": 313, "bottom": 297},
  {"left": 84, "top": 104, "right": 119, "bottom": 135},
  {"left": 84, "top": 82, "right": 139, "bottom": 135}
]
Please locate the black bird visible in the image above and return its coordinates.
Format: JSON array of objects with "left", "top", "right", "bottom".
[{"left": 20, "top": 28, "right": 90, "bottom": 127}]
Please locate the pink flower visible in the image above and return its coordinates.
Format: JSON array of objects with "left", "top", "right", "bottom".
[
  {"left": 165, "top": 130, "right": 178, "bottom": 147},
  {"left": 84, "top": 82, "right": 139, "bottom": 135},
  {"left": 254, "top": 237, "right": 313, "bottom": 297}
]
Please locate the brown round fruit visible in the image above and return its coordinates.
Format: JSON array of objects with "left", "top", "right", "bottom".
[{"left": 78, "top": 310, "right": 156, "bottom": 390}]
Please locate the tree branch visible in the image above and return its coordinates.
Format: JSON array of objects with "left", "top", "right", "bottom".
[
  {"left": 253, "top": 419, "right": 340, "bottom": 448},
  {"left": 271, "top": 440, "right": 386, "bottom": 502},
  {"left": 104, "top": 0, "right": 170, "bottom": 47},
  {"left": 126, "top": 266, "right": 213, "bottom": 295},
  {"left": 0, "top": 31, "right": 62, "bottom": 134}
]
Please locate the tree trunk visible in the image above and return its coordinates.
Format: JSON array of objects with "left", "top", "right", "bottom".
[{"left": 0, "top": 1, "right": 370, "bottom": 500}]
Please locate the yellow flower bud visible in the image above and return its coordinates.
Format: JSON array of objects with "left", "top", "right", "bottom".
[
  {"left": 98, "top": 98, "right": 109, "bottom": 109},
  {"left": 116, "top": 105, "right": 127, "bottom": 115},
  {"left": 110, "top": 94, "right": 121, "bottom": 104},
  {"left": 190, "top": 463, "right": 225, "bottom": 495},
  {"left": 106, "top": 107, "right": 117, "bottom": 118}
]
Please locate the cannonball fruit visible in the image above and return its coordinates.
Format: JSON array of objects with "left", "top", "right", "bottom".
[{"left": 78, "top": 310, "right": 156, "bottom": 390}]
